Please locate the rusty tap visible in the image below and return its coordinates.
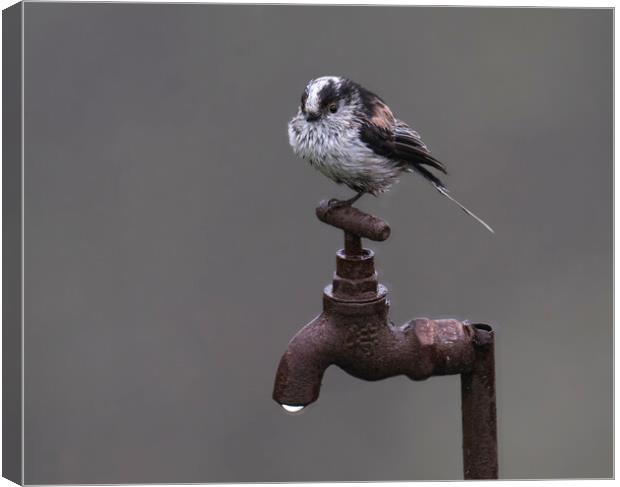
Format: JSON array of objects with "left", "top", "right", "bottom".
[{"left": 272, "top": 200, "right": 498, "bottom": 479}]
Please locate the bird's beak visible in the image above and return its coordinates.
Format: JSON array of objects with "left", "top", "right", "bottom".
[{"left": 305, "top": 111, "right": 320, "bottom": 122}]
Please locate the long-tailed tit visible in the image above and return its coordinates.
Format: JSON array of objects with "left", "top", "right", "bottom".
[{"left": 288, "top": 76, "right": 493, "bottom": 233}]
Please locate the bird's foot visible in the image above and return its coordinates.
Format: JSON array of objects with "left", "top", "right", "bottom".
[
  {"left": 327, "top": 198, "right": 353, "bottom": 210},
  {"left": 327, "top": 193, "right": 364, "bottom": 209}
]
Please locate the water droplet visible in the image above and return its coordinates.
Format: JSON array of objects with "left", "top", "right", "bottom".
[{"left": 282, "top": 404, "right": 304, "bottom": 413}]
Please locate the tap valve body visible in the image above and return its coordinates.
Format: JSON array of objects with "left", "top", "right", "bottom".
[{"left": 273, "top": 200, "right": 498, "bottom": 479}]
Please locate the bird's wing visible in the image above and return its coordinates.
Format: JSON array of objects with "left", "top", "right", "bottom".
[
  {"left": 392, "top": 119, "right": 447, "bottom": 175},
  {"left": 359, "top": 120, "right": 447, "bottom": 188},
  {"left": 358, "top": 122, "right": 395, "bottom": 158},
  {"left": 393, "top": 120, "right": 428, "bottom": 151},
  {"left": 359, "top": 119, "right": 493, "bottom": 233}
]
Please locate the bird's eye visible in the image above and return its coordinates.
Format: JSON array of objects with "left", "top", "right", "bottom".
[{"left": 328, "top": 103, "right": 338, "bottom": 113}]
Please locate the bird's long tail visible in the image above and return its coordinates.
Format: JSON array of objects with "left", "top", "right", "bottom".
[
  {"left": 433, "top": 183, "right": 494, "bottom": 234},
  {"left": 405, "top": 157, "right": 494, "bottom": 234}
]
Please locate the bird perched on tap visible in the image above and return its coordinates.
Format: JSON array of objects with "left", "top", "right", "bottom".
[{"left": 288, "top": 76, "right": 494, "bottom": 233}]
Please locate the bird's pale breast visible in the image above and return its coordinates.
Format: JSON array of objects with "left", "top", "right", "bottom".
[{"left": 288, "top": 116, "right": 401, "bottom": 194}]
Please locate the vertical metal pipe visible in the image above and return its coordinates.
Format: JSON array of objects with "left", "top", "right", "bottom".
[{"left": 461, "top": 324, "right": 498, "bottom": 479}]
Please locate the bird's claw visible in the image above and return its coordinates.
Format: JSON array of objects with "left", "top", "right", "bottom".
[
  {"left": 327, "top": 192, "right": 364, "bottom": 210},
  {"left": 327, "top": 198, "right": 353, "bottom": 210}
]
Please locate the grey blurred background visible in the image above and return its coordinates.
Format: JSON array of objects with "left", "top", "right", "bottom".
[{"left": 22, "top": 3, "right": 612, "bottom": 483}]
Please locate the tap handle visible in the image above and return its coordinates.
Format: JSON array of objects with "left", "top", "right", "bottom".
[{"left": 316, "top": 200, "right": 391, "bottom": 242}]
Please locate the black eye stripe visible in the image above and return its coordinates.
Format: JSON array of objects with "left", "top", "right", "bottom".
[{"left": 318, "top": 80, "right": 338, "bottom": 109}]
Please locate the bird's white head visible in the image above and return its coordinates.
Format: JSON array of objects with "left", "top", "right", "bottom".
[{"left": 297, "top": 76, "right": 363, "bottom": 124}]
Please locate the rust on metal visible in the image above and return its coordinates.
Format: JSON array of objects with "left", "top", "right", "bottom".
[
  {"left": 273, "top": 201, "right": 498, "bottom": 480},
  {"left": 316, "top": 199, "right": 391, "bottom": 242},
  {"left": 461, "top": 324, "right": 498, "bottom": 479}
]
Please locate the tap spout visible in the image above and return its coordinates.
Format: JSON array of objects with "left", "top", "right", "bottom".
[{"left": 272, "top": 313, "right": 335, "bottom": 408}]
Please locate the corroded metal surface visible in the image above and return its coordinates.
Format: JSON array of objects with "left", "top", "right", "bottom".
[
  {"left": 316, "top": 199, "right": 391, "bottom": 242},
  {"left": 273, "top": 202, "right": 498, "bottom": 480},
  {"left": 462, "top": 324, "right": 498, "bottom": 479}
]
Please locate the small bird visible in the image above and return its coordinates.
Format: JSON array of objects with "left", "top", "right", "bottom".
[{"left": 288, "top": 76, "right": 494, "bottom": 233}]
